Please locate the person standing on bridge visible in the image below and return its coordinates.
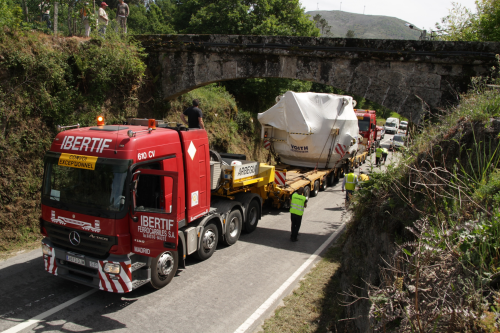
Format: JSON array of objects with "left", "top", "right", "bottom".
[
  {"left": 290, "top": 187, "right": 307, "bottom": 242},
  {"left": 342, "top": 168, "right": 358, "bottom": 207},
  {"left": 98, "top": 2, "right": 109, "bottom": 37},
  {"left": 181, "top": 99, "right": 205, "bottom": 129},
  {"left": 116, "top": 0, "right": 129, "bottom": 34}
]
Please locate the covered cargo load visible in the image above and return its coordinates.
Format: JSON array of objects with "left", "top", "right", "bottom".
[{"left": 258, "top": 91, "right": 359, "bottom": 169}]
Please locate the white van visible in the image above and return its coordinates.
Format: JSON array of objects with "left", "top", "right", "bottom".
[{"left": 385, "top": 117, "right": 400, "bottom": 134}]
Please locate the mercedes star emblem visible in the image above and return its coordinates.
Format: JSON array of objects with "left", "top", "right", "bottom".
[{"left": 69, "top": 231, "right": 81, "bottom": 246}]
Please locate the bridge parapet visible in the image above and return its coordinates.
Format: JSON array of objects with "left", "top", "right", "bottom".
[{"left": 136, "top": 34, "right": 500, "bottom": 122}]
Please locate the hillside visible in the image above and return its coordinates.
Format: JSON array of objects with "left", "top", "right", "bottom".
[{"left": 306, "top": 10, "right": 422, "bottom": 39}]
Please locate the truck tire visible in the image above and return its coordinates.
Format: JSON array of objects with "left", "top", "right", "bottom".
[
  {"left": 303, "top": 186, "right": 311, "bottom": 200},
  {"left": 320, "top": 177, "right": 327, "bottom": 191},
  {"left": 224, "top": 209, "right": 242, "bottom": 246},
  {"left": 311, "top": 180, "right": 320, "bottom": 197},
  {"left": 150, "top": 250, "right": 178, "bottom": 289},
  {"left": 244, "top": 199, "right": 259, "bottom": 233},
  {"left": 327, "top": 172, "right": 335, "bottom": 186},
  {"left": 194, "top": 223, "right": 218, "bottom": 261}
]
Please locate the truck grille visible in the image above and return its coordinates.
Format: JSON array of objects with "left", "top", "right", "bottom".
[{"left": 44, "top": 221, "right": 117, "bottom": 259}]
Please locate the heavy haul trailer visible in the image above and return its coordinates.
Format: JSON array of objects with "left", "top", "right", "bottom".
[
  {"left": 257, "top": 92, "right": 364, "bottom": 207},
  {"left": 39, "top": 119, "right": 274, "bottom": 293}
]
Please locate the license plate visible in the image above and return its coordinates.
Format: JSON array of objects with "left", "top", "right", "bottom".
[{"left": 66, "top": 254, "right": 85, "bottom": 266}]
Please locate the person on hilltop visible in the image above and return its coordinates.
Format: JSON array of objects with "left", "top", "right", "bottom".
[
  {"left": 289, "top": 187, "right": 307, "bottom": 242},
  {"left": 80, "top": 2, "right": 91, "bottom": 37},
  {"left": 39, "top": 1, "right": 51, "bottom": 30},
  {"left": 98, "top": 2, "right": 109, "bottom": 37},
  {"left": 181, "top": 99, "right": 205, "bottom": 129},
  {"left": 116, "top": 0, "right": 129, "bottom": 34},
  {"left": 342, "top": 168, "right": 358, "bottom": 207}
]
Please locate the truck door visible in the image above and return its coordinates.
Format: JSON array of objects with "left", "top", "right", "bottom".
[{"left": 130, "top": 169, "right": 178, "bottom": 259}]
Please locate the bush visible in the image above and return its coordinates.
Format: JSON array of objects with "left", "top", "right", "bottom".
[{"left": 0, "top": 29, "right": 145, "bottom": 250}]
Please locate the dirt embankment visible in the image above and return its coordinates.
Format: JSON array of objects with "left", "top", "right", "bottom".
[{"left": 336, "top": 115, "right": 500, "bottom": 331}]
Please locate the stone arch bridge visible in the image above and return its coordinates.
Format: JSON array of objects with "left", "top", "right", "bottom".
[{"left": 136, "top": 34, "right": 500, "bottom": 122}]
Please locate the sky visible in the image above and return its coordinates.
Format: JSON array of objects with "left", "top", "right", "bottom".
[{"left": 300, "top": 0, "right": 478, "bottom": 31}]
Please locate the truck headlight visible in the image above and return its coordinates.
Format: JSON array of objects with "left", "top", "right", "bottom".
[
  {"left": 103, "top": 263, "right": 121, "bottom": 274},
  {"left": 42, "top": 243, "right": 52, "bottom": 256}
]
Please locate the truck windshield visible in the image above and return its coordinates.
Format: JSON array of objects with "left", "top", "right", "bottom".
[
  {"left": 42, "top": 153, "right": 132, "bottom": 214},
  {"left": 358, "top": 119, "right": 370, "bottom": 131},
  {"left": 386, "top": 122, "right": 396, "bottom": 128}
]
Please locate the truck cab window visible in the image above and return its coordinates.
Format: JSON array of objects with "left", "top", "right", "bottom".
[{"left": 134, "top": 163, "right": 173, "bottom": 214}]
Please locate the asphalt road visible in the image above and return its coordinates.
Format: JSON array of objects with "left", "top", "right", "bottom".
[{"left": 0, "top": 134, "right": 397, "bottom": 333}]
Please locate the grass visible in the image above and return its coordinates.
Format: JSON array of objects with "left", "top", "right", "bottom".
[
  {"left": 260, "top": 242, "right": 344, "bottom": 333},
  {"left": 341, "top": 83, "right": 500, "bottom": 331}
]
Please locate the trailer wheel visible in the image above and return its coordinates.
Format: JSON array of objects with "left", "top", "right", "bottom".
[
  {"left": 244, "top": 200, "right": 260, "bottom": 233},
  {"left": 224, "top": 210, "right": 242, "bottom": 246},
  {"left": 320, "top": 177, "right": 328, "bottom": 191},
  {"left": 303, "top": 186, "right": 311, "bottom": 200},
  {"left": 194, "top": 223, "right": 218, "bottom": 261},
  {"left": 150, "top": 250, "right": 178, "bottom": 289},
  {"left": 311, "top": 180, "right": 320, "bottom": 197},
  {"left": 327, "top": 173, "right": 335, "bottom": 186}
]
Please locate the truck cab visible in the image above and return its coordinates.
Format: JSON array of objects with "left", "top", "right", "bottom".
[{"left": 355, "top": 109, "right": 378, "bottom": 152}]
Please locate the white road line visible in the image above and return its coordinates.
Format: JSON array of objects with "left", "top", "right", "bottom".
[
  {"left": 234, "top": 224, "right": 345, "bottom": 333},
  {"left": 2, "top": 289, "right": 96, "bottom": 333}
]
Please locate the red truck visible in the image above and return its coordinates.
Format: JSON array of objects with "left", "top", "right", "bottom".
[
  {"left": 40, "top": 118, "right": 264, "bottom": 293},
  {"left": 355, "top": 109, "right": 379, "bottom": 153}
]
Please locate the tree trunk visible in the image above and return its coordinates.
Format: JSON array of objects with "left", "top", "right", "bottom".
[
  {"left": 53, "top": 2, "right": 58, "bottom": 35},
  {"left": 21, "top": 0, "right": 29, "bottom": 22},
  {"left": 67, "top": 2, "right": 73, "bottom": 36}
]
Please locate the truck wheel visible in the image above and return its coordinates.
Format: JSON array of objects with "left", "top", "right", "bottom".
[
  {"left": 194, "top": 223, "right": 218, "bottom": 261},
  {"left": 244, "top": 200, "right": 259, "bottom": 233},
  {"left": 320, "top": 177, "right": 327, "bottom": 191},
  {"left": 224, "top": 210, "right": 242, "bottom": 246},
  {"left": 311, "top": 180, "right": 320, "bottom": 197},
  {"left": 327, "top": 173, "right": 335, "bottom": 186},
  {"left": 150, "top": 250, "right": 178, "bottom": 289},
  {"left": 303, "top": 186, "right": 311, "bottom": 200}
]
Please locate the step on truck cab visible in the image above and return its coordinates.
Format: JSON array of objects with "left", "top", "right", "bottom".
[{"left": 40, "top": 118, "right": 267, "bottom": 293}]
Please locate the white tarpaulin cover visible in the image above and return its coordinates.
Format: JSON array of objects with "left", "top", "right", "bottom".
[{"left": 258, "top": 91, "right": 359, "bottom": 168}]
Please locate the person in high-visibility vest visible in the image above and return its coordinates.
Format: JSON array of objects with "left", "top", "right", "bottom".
[
  {"left": 358, "top": 171, "right": 369, "bottom": 189},
  {"left": 375, "top": 147, "right": 383, "bottom": 167},
  {"left": 382, "top": 147, "right": 389, "bottom": 164},
  {"left": 289, "top": 187, "right": 308, "bottom": 242},
  {"left": 342, "top": 169, "right": 358, "bottom": 205}
]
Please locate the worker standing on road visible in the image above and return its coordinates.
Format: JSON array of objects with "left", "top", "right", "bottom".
[
  {"left": 382, "top": 147, "right": 389, "bottom": 164},
  {"left": 342, "top": 168, "right": 358, "bottom": 207},
  {"left": 375, "top": 146, "right": 383, "bottom": 167},
  {"left": 289, "top": 187, "right": 307, "bottom": 242}
]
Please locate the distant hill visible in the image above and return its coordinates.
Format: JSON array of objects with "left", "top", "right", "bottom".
[{"left": 306, "top": 10, "right": 421, "bottom": 40}]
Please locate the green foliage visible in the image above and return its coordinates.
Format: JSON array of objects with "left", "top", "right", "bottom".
[
  {"left": 127, "top": 0, "right": 176, "bottom": 35},
  {"left": 436, "top": 0, "right": 500, "bottom": 42},
  {"left": 347, "top": 70, "right": 500, "bottom": 330},
  {"left": 174, "top": 0, "right": 319, "bottom": 37},
  {"left": 0, "top": 29, "right": 145, "bottom": 250},
  {"left": 0, "top": 0, "right": 25, "bottom": 29},
  {"left": 313, "top": 13, "right": 332, "bottom": 36},
  {"left": 345, "top": 29, "right": 355, "bottom": 38}
]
